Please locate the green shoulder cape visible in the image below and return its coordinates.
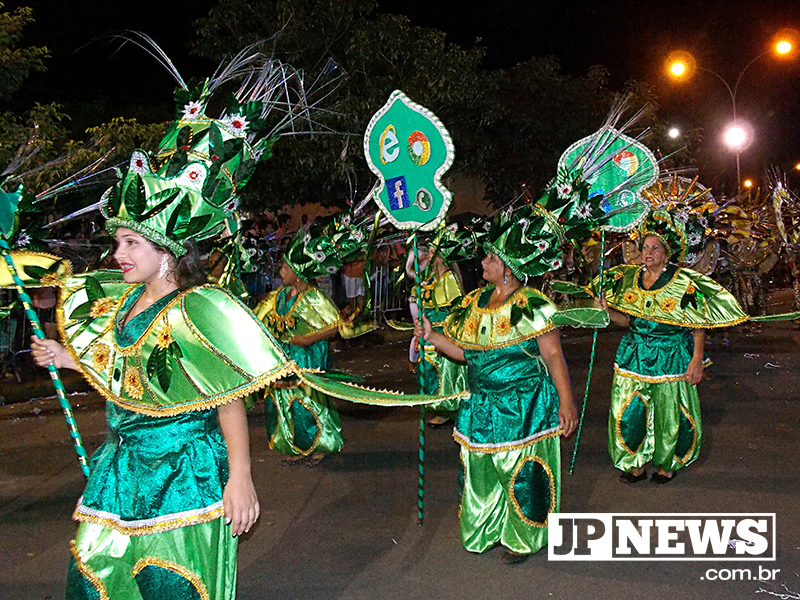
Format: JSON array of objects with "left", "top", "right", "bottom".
[
  {"left": 254, "top": 285, "right": 342, "bottom": 343},
  {"left": 56, "top": 271, "right": 295, "bottom": 416},
  {"left": 444, "top": 285, "right": 557, "bottom": 350},
  {"left": 411, "top": 270, "right": 462, "bottom": 309},
  {"left": 593, "top": 264, "right": 747, "bottom": 329}
]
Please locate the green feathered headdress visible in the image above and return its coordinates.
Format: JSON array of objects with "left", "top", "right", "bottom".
[
  {"left": 484, "top": 97, "right": 661, "bottom": 280},
  {"left": 102, "top": 41, "right": 320, "bottom": 256},
  {"left": 283, "top": 214, "right": 368, "bottom": 282},
  {"left": 637, "top": 210, "right": 687, "bottom": 262},
  {"left": 640, "top": 175, "right": 717, "bottom": 265},
  {"left": 428, "top": 221, "right": 482, "bottom": 265}
]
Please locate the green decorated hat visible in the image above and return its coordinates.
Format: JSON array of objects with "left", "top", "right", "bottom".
[
  {"left": 102, "top": 45, "right": 316, "bottom": 256},
  {"left": 283, "top": 214, "right": 368, "bottom": 282},
  {"left": 637, "top": 210, "right": 687, "bottom": 262},
  {"left": 483, "top": 202, "right": 570, "bottom": 280},
  {"left": 103, "top": 81, "right": 278, "bottom": 256}
]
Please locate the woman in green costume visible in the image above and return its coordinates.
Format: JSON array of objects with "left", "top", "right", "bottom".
[
  {"left": 254, "top": 219, "right": 367, "bottom": 466},
  {"left": 28, "top": 58, "right": 305, "bottom": 597},
  {"left": 416, "top": 204, "right": 578, "bottom": 564},
  {"left": 597, "top": 211, "right": 747, "bottom": 484},
  {"left": 255, "top": 261, "right": 344, "bottom": 466},
  {"left": 31, "top": 222, "right": 291, "bottom": 599}
]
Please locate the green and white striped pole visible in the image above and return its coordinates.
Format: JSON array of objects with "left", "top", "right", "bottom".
[
  {"left": 0, "top": 237, "right": 90, "bottom": 477},
  {"left": 411, "top": 232, "right": 427, "bottom": 526},
  {"left": 569, "top": 231, "right": 605, "bottom": 474}
]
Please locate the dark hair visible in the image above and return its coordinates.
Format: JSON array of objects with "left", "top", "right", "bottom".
[
  {"left": 151, "top": 239, "right": 207, "bottom": 289},
  {"left": 174, "top": 241, "right": 208, "bottom": 289}
]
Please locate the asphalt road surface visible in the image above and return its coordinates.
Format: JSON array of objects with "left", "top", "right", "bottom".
[{"left": 1, "top": 322, "right": 799, "bottom": 600}]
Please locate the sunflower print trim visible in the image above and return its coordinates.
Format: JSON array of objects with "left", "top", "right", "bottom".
[
  {"left": 660, "top": 297, "right": 677, "bottom": 312},
  {"left": 154, "top": 321, "right": 174, "bottom": 349},
  {"left": 89, "top": 297, "right": 117, "bottom": 318},
  {"left": 123, "top": 366, "right": 144, "bottom": 399},
  {"left": 622, "top": 290, "right": 639, "bottom": 303},
  {"left": 495, "top": 315, "right": 512, "bottom": 336},
  {"left": 91, "top": 342, "right": 111, "bottom": 373}
]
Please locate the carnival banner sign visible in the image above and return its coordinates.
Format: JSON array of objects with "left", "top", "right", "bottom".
[
  {"left": 364, "top": 90, "right": 454, "bottom": 231},
  {"left": 558, "top": 127, "right": 658, "bottom": 232}
]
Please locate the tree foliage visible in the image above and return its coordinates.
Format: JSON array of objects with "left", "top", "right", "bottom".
[
  {"left": 480, "top": 57, "right": 614, "bottom": 202},
  {"left": 0, "top": 4, "right": 166, "bottom": 199},
  {"left": 0, "top": 3, "right": 48, "bottom": 100},
  {"left": 192, "top": 0, "right": 494, "bottom": 212}
]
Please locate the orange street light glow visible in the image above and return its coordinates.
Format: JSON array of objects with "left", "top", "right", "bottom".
[
  {"left": 774, "top": 29, "right": 800, "bottom": 58},
  {"left": 743, "top": 179, "right": 753, "bottom": 188},
  {"left": 665, "top": 51, "right": 696, "bottom": 80},
  {"left": 670, "top": 62, "right": 686, "bottom": 76}
]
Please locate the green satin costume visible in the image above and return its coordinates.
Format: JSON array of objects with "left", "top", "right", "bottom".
[
  {"left": 254, "top": 285, "right": 344, "bottom": 456},
  {"left": 415, "top": 270, "right": 468, "bottom": 413},
  {"left": 56, "top": 271, "right": 293, "bottom": 600},
  {"left": 597, "top": 264, "right": 747, "bottom": 474},
  {"left": 444, "top": 286, "right": 563, "bottom": 555}
]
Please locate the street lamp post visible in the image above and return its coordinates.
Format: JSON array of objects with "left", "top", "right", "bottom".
[{"left": 667, "top": 37, "right": 795, "bottom": 192}]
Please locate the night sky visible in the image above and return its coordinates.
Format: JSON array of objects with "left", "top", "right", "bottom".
[{"left": 6, "top": 0, "right": 800, "bottom": 192}]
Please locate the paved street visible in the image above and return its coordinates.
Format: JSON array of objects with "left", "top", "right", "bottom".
[{"left": 1, "top": 322, "right": 799, "bottom": 599}]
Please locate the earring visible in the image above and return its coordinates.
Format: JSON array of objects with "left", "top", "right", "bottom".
[
  {"left": 158, "top": 255, "right": 169, "bottom": 279},
  {"left": 503, "top": 273, "right": 509, "bottom": 285}
]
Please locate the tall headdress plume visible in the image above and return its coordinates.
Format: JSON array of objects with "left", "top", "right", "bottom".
[
  {"left": 485, "top": 95, "right": 661, "bottom": 281},
  {"left": 101, "top": 34, "right": 331, "bottom": 255}
]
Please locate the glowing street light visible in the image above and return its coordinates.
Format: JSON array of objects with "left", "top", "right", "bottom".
[
  {"left": 666, "top": 34, "right": 797, "bottom": 191},
  {"left": 723, "top": 124, "right": 747, "bottom": 150},
  {"left": 670, "top": 62, "right": 686, "bottom": 77},
  {"left": 743, "top": 179, "right": 753, "bottom": 189},
  {"left": 668, "top": 127, "right": 681, "bottom": 139}
]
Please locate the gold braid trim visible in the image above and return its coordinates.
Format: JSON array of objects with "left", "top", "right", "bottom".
[
  {"left": 102, "top": 361, "right": 297, "bottom": 417},
  {"left": 632, "top": 265, "right": 682, "bottom": 296},
  {"left": 291, "top": 320, "right": 343, "bottom": 343},
  {"left": 132, "top": 557, "right": 210, "bottom": 600},
  {"left": 298, "top": 369, "right": 468, "bottom": 406},
  {"left": 173, "top": 356, "right": 207, "bottom": 395},
  {"left": 180, "top": 298, "right": 251, "bottom": 379},
  {"left": 447, "top": 322, "right": 556, "bottom": 351},
  {"left": 453, "top": 427, "right": 562, "bottom": 454},
  {"left": 73, "top": 506, "right": 225, "bottom": 537},
  {"left": 287, "top": 396, "right": 323, "bottom": 456},
  {"left": 674, "top": 404, "right": 699, "bottom": 465},
  {"left": 265, "top": 390, "right": 283, "bottom": 449},
  {"left": 509, "top": 453, "right": 556, "bottom": 528},
  {"left": 615, "top": 391, "right": 649, "bottom": 456},
  {"left": 614, "top": 365, "right": 689, "bottom": 384},
  {"left": 264, "top": 389, "right": 322, "bottom": 455},
  {"left": 422, "top": 349, "right": 443, "bottom": 394},
  {"left": 69, "top": 541, "right": 109, "bottom": 600},
  {"left": 607, "top": 302, "right": 749, "bottom": 329}
]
